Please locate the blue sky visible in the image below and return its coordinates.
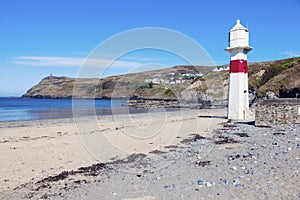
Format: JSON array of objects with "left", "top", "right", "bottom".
[{"left": 1, "top": 0, "right": 300, "bottom": 96}]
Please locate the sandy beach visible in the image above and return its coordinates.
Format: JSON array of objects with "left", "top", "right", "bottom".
[
  {"left": 1, "top": 108, "right": 299, "bottom": 199},
  {"left": 0, "top": 108, "right": 226, "bottom": 198}
]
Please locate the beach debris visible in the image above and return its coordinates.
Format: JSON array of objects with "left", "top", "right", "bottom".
[
  {"left": 73, "top": 180, "right": 87, "bottom": 184},
  {"left": 38, "top": 171, "right": 70, "bottom": 183},
  {"left": 149, "top": 150, "right": 166, "bottom": 154},
  {"left": 197, "top": 179, "right": 215, "bottom": 187},
  {"left": 196, "top": 160, "right": 211, "bottom": 167},
  {"left": 163, "top": 184, "right": 176, "bottom": 189},
  {"left": 222, "top": 179, "right": 228, "bottom": 184},
  {"left": 34, "top": 162, "right": 110, "bottom": 190},
  {"left": 273, "top": 132, "right": 285, "bottom": 135},
  {"left": 250, "top": 145, "right": 256, "bottom": 150},
  {"left": 77, "top": 163, "right": 109, "bottom": 176},
  {"left": 114, "top": 153, "right": 147, "bottom": 164},
  {"left": 164, "top": 145, "right": 181, "bottom": 149},
  {"left": 228, "top": 154, "right": 240, "bottom": 160},
  {"left": 115, "top": 126, "right": 123, "bottom": 130},
  {"left": 232, "top": 178, "right": 242, "bottom": 187},
  {"left": 180, "top": 134, "right": 207, "bottom": 144},
  {"left": 242, "top": 152, "right": 252, "bottom": 158},
  {"left": 214, "top": 136, "right": 239, "bottom": 145},
  {"left": 233, "top": 132, "right": 249, "bottom": 137},
  {"left": 230, "top": 166, "right": 237, "bottom": 171}
]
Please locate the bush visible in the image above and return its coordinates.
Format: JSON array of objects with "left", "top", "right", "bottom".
[{"left": 102, "top": 81, "right": 116, "bottom": 90}]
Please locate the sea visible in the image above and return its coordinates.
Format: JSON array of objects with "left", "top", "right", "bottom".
[{"left": 0, "top": 97, "right": 138, "bottom": 122}]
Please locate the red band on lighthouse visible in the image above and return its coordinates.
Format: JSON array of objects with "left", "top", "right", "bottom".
[{"left": 230, "top": 60, "right": 248, "bottom": 73}]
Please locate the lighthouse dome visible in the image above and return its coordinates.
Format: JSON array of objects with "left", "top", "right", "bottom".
[{"left": 230, "top": 19, "right": 248, "bottom": 32}]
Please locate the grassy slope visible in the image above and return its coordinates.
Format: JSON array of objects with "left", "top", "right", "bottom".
[{"left": 248, "top": 57, "right": 300, "bottom": 98}]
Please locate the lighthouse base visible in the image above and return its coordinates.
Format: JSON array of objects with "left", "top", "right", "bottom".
[{"left": 228, "top": 73, "right": 249, "bottom": 120}]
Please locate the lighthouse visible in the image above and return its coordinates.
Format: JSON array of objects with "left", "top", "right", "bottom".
[{"left": 226, "top": 19, "right": 252, "bottom": 120}]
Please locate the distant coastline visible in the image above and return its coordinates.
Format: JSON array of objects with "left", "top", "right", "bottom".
[{"left": 22, "top": 57, "right": 300, "bottom": 102}]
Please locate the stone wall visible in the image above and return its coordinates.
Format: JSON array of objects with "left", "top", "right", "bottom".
[{"left": 255, "top": 99, "right": 300, "bottom": 126}]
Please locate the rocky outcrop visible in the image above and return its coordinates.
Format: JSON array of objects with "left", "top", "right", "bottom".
[{"left": 23, "top": 76, "right": 76, "bottom": 99}]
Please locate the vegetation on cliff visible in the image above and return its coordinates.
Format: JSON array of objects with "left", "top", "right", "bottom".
[
  {"left": 22, "top": 57, "right": 300, "bottom": 101},
  {"left": 248, "top": 57, "right": 300, "bottom": 98}
]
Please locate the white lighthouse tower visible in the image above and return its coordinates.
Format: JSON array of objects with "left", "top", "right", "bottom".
[{"left": 226, "top": 19, "right": 252, "bottom": 120}]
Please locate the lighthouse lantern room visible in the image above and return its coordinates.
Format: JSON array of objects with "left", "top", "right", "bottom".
[{"left": 226, "top": 19, "right": 253, "bottom": 120}]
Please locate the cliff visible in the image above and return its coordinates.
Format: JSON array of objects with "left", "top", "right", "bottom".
[
  {"left": 22, "top": 57, "right": 300, "bottom": 101},
  {"left": 248, "top": 57, "right": 300, "bottom": 98},
  {"left": 22, "top": 66, "right": 219, "bottom": 101}
]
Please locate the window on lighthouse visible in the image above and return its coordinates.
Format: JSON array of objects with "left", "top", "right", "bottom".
[{"left": 228, "top": 33, "right": 230, "bottom": 43}]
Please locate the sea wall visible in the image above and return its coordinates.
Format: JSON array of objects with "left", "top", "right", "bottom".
[{"left": 255, "top": 98, "right": 300, "bottom": 126}]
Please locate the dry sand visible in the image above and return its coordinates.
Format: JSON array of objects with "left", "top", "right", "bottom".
[
  {"left": 0, "top": 108, "right": 225, "bottom": 199},
  {"left": 1, "top": 108, "right": 299, "bottom": 199}
]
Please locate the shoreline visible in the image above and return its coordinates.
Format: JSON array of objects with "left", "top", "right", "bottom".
[
  {"left": 0, "top": 97, "right": 186, "bottom": 123},
  {"left": 0, "top": 107, "right": 182, "bottom": 124}
]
